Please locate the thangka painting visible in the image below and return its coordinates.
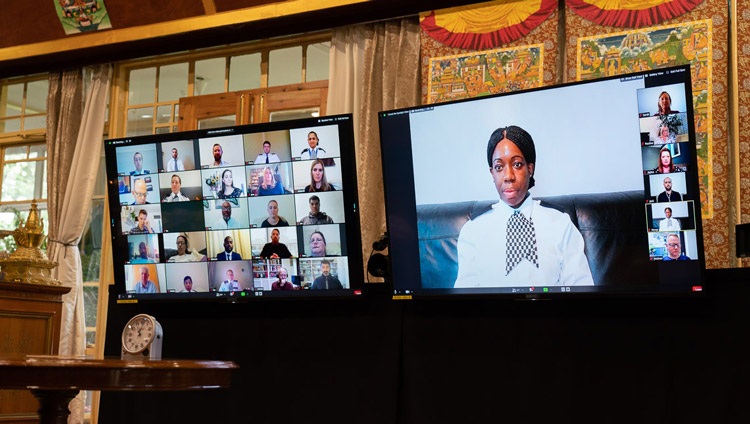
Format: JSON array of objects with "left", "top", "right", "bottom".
[
  {"left": 427, "top": 44, "right": 544, "bottom": 104},
  {"left": 54, "top": 0, "right": 112, "bottom": 35},
  {"left": 577, "top": 20, "right": 712, "bottom": 218}
]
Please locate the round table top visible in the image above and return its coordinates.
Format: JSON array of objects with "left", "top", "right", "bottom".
[{"left": 0, "top": 356, "right": 239, "bottom": 391}]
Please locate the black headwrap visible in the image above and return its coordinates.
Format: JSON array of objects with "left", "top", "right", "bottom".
[{"left": 486, "top": 125, "right": 536, "bottom": 189}]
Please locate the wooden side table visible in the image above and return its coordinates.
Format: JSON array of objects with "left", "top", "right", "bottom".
[
  {"left": 0, "top": 281, "right": 70, "bottom": 423},
  {"left": 0, "top": 356, "right": 238, "bottom": 424}
]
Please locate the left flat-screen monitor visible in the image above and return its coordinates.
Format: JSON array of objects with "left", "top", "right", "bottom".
[{"left": 105, "top": 114, "right": 363, "bottom": 302}]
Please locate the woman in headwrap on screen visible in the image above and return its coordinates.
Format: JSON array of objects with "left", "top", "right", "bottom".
[{"left": 454, "top": 125, "right": 594, "bottom": 288}]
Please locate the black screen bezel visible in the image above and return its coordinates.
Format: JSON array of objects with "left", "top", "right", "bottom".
[
  {"left": 379, "top": 65, "right": 706, "bottom": 300},
  {"left": 105, "top": 114, "right": 364, "bottom": 302}
]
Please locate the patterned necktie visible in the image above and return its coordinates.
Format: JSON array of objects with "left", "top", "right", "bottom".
[{"left": 505, "top": 210, "right": 539, "bottom": 275}]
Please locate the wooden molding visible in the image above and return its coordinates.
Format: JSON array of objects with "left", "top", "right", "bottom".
[{"left": 0, "top": 0, "right": 366, "bottom": 64}]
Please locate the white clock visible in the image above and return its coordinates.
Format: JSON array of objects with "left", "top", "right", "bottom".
[{"left": 121, "top": 313, "right": 163, "bottom": 360}]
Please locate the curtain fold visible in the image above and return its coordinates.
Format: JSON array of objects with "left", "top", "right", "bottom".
[
  {"left": 327, "top": 18, "right": 421, "bottom": 282},
  {"left": 46, "top": 63, "right": 112, "bottom": 424}
]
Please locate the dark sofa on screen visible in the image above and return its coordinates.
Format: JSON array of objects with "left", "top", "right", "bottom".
[{"left": 417, "top": 190, "right": 656, "bottom": 288}]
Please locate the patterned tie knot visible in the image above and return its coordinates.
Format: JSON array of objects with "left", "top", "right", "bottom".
[{"left": 505, "top": 210, "right": 539, "bottom": 275}]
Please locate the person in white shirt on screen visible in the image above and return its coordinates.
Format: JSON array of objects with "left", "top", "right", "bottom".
[
  {"left": 211, "top": 143, "right": 230, "bottom": 167},
  {"left": 180, "top": 276, "right": 198, "bottom": 293},
  {"left": 454, "top": 125, "right": 594, "bottom": 288},
  {"left": 300, "top": 131, "right": 326, "bottom": 159},
  {"left": 168, "top": 234, "right": 206, "bottom": 262},
  {"left": 219, "top": 269, "right": 241, "bottom": 292},
  {"left": 254, "top": 141, "right": 280, "bottom": 164},
  {"left": 166, "top": 148, "right": 185, "bottom": 172},
  {"left": 163, "top": 174, "right": 190, "bottom": 202},
  {"left": 658, "top": 207, "right": 681, "bottom": 231},
  {"left": 133, "top": 266, "right": 157, "bottom": 293},
  {"left": 130, "top": 152, "right": 151, "bottom": 175},
  {"left": 212, "top": 201, "right": 241, "bottom": 229}
]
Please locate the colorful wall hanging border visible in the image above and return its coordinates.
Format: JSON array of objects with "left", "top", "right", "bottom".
[
  {"left": 420, "top": 0, "right": 557, "bottom": 50},
  {"left": 576, "top": 19, "right": 713, "bottom": 219},
  {"left": 566, "top": 0, "right": 705, "bottom": 28},
  {"left": 427, "top": 44, "right": 544, "bottom": 104}
]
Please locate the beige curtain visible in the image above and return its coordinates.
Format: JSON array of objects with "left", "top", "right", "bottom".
[
  {"left": 46, "top": 64, "right": 112, "bottom": 423},
  {"left": 327, "top": 17, "right": 421, "bottom": 281}
]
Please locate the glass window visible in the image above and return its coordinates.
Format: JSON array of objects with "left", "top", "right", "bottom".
[
  {"left": 1, "top": 161, "right": 44, "bottom": 202},
  {"left": 24, "top": 114, "right": 46, "bottom": 131},
  {"left": 228, "top": 53, "right": 262, "bottom": 91},
  {"left": 26, "top": 79, "right": 49, "bottom": 112},
  {"left": 1, "top": 83, "right": 24, "bottom": 118},
  {"left": 127, "top": 106, "right": 155, "bottom": 137},
  {"left": 4, "top": 145, "right": 27, "bottom": 160},
  {"left": 195, "top": 58, "right": 226, "bottom": 96},
  {"left": 158, "top": 63, "right": 188, "bottom": 102},
  {"left": 156, "top": 105, "right": 173, "bottom": 125},
  {"left": 0, "top": 118, "right": 20, "bottom": 133},
  {"left": 128, "top": 67, "right": 157, "bottom": 105},
  {"left": 269, "top": 46, "right": 302, "bottom": 87},
  {"left": 306, "top": 42, "right": 330, "bottom": 82},
  {"left": 29, "top": 144, "right": 47, "bottom": 158}
]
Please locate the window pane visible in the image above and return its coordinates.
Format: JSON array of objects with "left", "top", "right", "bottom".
[
  {"left": 269, "top": 46, "right": 302, "bottom": 87},
  {"left": 1, "top": 83, "right": 23, "bottom": 118},
  {"left": 158, "top": 63, "right": 188, "bottom": 102},
  {"left": 84, "top": 285, "right": 99, "bottom": 346},
  {"left": 0, "top": 118, "right": 21, "bottom": 133},
  {"left": 24, "top": 114, "right": 46, "bottom": 131},
  {"left": 0, "top": 211, "right": 18, "bottom": 251},
  {"left": 155, "top": 127, "right": 171, "bottom": 134},
  {"left": 41, "top": 160, "right": 48, "bottom": 200},
  {"left": 127, "top": 107, "right": 155, "bottom": 136},
  {"left": 195, "top": 58, "right": 226, "bottom": 96},
  {"left": 1, "top": 162, "right": 38, "bottom": 201},
  {"left": 29, "top": 144, "right": 47, "bottom": 158},
  {"left": 229, "top": 53, "right": 261, "bottom": 91},
  {"left": 4, "top": 145, "right": 27, "bottom": 160},
  {"left": 26, "top": 80, "right": 48, "bottom": 112},
  {"left": 80, "top": 198, "right": 104, "bottom": 282},
  {"left": 128, "top": 68, "right": 156, "bottom": 105},
  {"left": 155, "top": 105, "right": 172, "bottom": 124},
  {"left": 306, "top": 42, "right": 330, "bottom": 82}
]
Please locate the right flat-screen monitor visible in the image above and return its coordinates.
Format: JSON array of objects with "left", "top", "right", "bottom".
[{"left": 379, "top": 65, "right": 705, "bottom": 299}]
